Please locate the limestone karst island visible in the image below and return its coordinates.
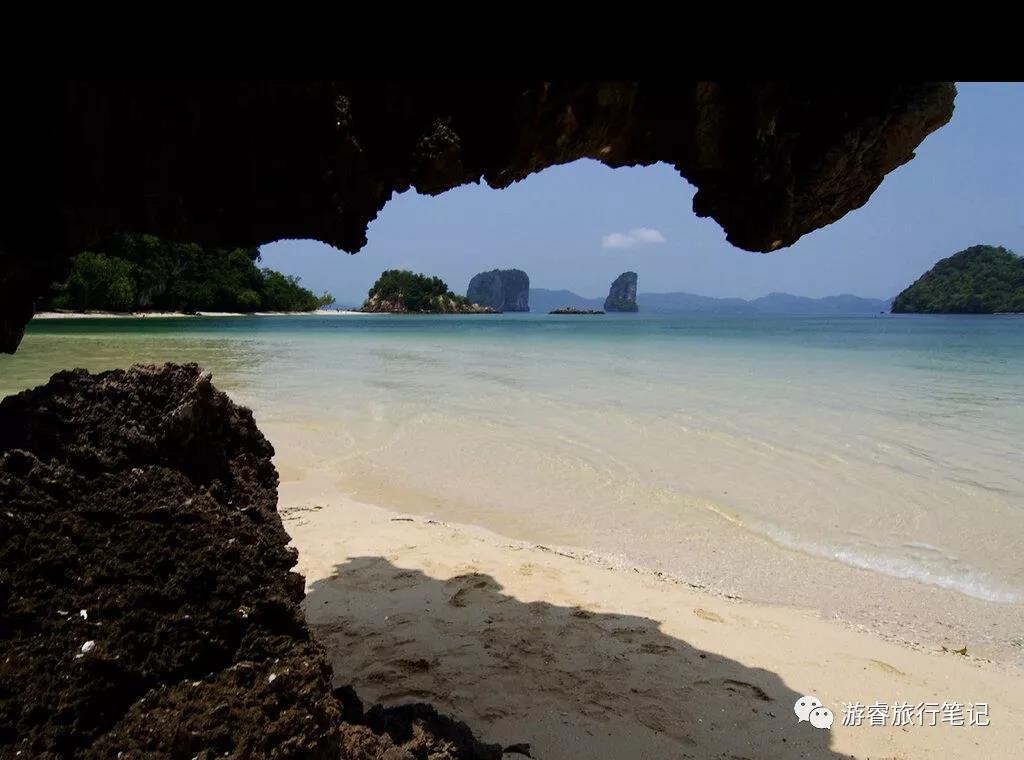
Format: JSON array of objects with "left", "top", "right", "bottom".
[
  {"left": 4, "top": 80, "right": 1024, "bottom": 760},
  {"left": 360, "top": 270, "right": 495, "bottom": 313}
]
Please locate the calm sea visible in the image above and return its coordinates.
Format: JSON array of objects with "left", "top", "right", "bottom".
[{"left": 3, "top": 313, "right": 1022, "bottom": 606}]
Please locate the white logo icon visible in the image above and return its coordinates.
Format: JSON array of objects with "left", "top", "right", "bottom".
[
  {"left": 794, "top": 695, "right": 822, "bottom": 723},
  {"left": 810, "top": 706, "right": 835, "bottom": 729},
  {"left": 795, "top": 695, "right": 833, "bottom": 729}
]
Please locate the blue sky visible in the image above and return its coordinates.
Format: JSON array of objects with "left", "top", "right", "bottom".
[{"left": 261, "top": 83, "right": 1024, "bottom": 306}]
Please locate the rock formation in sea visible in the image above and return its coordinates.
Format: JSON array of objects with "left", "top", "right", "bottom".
[
  {"left": 361, "top": 295, "right": 496, "bottom": 314},
  {"left": 466, "top": 269, "right": 530, "bottom": 312},
  {"left": 604, "top": 272, "right": 639, "bottom": 312},
  {"left": 0, "top": 364, "right": 503, "bottom": 758},
  {"left": 549, "top": 307, "right": 605, "bottom": 314},
  {"left": 361, "top": 269, "right": 497, "bottom": 313},
  {"left": 1, "top": 81, "right": 956, "bottom": 352}
]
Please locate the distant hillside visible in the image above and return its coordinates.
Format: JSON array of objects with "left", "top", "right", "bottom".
[
  {"left": 751, "top": 293, "right": 891, "bottom": 314},
  {"left": 531, "top": 288, "right": 890, "bottom": 315},
  {"left": 530, "top": 289, "right": 604, "bottom": 313},
  {"left": 640, "top": 292, "right": 755, "bottom": 314},
  {"left": 891, "top": 245, "right": 1024, "bottom": 314}
]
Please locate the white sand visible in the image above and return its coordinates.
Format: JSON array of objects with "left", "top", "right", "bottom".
[
  {"left": 282, "top": 476, "right": 1023, "bottom": 759},
  {"left": 32, "top": 309, "right": 363, "bottom": 319},
  {"left": 32, "top": 311, "right": 235, "bottom": 319}
]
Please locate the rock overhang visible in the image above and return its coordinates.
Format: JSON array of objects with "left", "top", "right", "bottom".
[{"left": 0, "top": 80, "right": 956, "bottom": 352}]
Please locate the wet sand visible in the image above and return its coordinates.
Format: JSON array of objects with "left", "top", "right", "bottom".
[{"left": 282, "top": 476, "right": 1024, "bottom": 760}]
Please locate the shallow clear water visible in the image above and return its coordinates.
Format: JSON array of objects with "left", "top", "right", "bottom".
[{"left": 3, "top": 313, "right": 1023, "bottom": 603}]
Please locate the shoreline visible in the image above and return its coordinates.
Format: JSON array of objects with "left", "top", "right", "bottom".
[
  {"left": 272, "top": 447, "right": 1024, "bottom": 673},
  {"left": 32, "top": 309, "right": 365, "bottom": 319},
  {"left": 281, "top": 483, "right": 1024, "bottom": 759}
]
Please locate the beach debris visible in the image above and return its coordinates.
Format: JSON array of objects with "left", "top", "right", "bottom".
[
  {"left": 80, "top": 641, "right": 96, "bottom": 654},
  {"left": 267, "top": 673, "right": 277, "bottom": 684},
  {"left": 941, "top": 645, "right": 969, "bottom": 656},
  {"left": 694, "top": 608, "right": 725, "bottom": 623},
  {"left": 79, "top": 609, "right": 88, "bottom": 620}
]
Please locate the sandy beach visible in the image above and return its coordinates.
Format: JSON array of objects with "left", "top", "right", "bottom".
[
  {"left": 281, "top": 476, "right": 1024, "bottom": 759},
  {"left": 7, "top": 313, "right": 1023, "bottom": 758},
  {"left": 32, "top": 309, "right": 363, "bottom": 319}
]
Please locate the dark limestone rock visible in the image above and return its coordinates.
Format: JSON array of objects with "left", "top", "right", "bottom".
[
  {"left": 549, "top": 307, "right": 605, "bottom": 314},
  {"left": 604, "top": 272, "right": 639, "bottom": 312},
  {"left": 466, "top": 269, "right": 530, "bottom": 312},
  {"left": 0, "top": 363, "right": 341, "bottom": 757},
  {"left": 1, "top": 81, "right": 955, "bottom": 352},
  {"left": 0, "top": 364, "right": 500, "bottom": 759}
]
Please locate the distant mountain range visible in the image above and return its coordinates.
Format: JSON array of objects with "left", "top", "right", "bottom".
[{"left": 530, "top": 289, "right": 892, "bottom": 315}]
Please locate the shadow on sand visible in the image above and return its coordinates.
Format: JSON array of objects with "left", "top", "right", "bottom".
[{"left": 305, "top": 556, "right": 844, "bottom": 759}]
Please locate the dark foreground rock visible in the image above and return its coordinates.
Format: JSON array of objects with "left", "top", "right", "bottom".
[
  {"left": 1, "top": 81, "right": 955, "bottom": 352},
  {"left": 604, "top": 272, "right": 639, "bottom": 312},
  {"left": 0, "top": 364, "right": 500, "bottom": 758},
  {"left": 466, "top": 270, "right": 530, "bottom": 312}
]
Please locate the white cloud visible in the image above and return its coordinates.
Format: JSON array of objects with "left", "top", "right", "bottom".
[{"left": 601, "top": 227, "right": 667, "bottom": 249}]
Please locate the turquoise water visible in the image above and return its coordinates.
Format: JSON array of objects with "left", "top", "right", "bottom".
[{"left": 3, "top": 313, "right": 1023, "bottom": 604}]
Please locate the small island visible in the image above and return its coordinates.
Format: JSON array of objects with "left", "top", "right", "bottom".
[
  {"left": 604, "top": 271, "right": 639, "bottom": 312},
  {"left": 362, "top": 270, "right": 496, "bottom": 313},
  {"left": 549, "top": 307, "right": 605, "bottom": 315},
  {"left": 467, "top": 268, "right": 530, "bottom": 312},
  {"left": 892, "top": 245, "right": 1024, "bottom": 313}
]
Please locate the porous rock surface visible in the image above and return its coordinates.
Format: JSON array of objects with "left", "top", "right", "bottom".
[
  {"left": 1, "top": 81, "right": 955, "bottom": 352},
  {"left": 0, "top": 364, "right": 500, "bottom": 758}
]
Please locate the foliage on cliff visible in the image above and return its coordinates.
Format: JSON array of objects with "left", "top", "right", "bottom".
[
  {"left": 363, "top": 270, "right": 492, "bottom": 313},
  {"left": 891, "top": 245, "right": 1024, "bottom": 314},
  {"left": 43, "top": 234, "right": 334, "bottom": 313}
]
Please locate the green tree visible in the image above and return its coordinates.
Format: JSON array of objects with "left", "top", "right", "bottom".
[
  {"left": 54, "top": 252, "right": 137, "bottom": 311},
  {"left": 891, "top": 245, "right": 1024, "bottom": 314},
  {"left": 364, "top": 269, "right": 470, "bottom": 312},
  {"left": 43, "top": 233, "right": 333, "bottom": 313}
]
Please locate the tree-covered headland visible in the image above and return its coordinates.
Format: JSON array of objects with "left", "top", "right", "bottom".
[
  {"left": 362, "top": 270, "right": 493, "bottom": 313},
  {"left": 891, "top": 245, "right": 1024, "bottom": 314},
  {"left": 42, "top": 234, "right": 334, "bottom": 313}
]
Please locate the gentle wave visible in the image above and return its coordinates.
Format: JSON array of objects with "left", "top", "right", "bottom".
[{"left": 758, "top": 525, "right": 1024, "bottom": 604}]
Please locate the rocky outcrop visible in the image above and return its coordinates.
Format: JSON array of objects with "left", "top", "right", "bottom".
[
  {"left": 549, "top": 307, "right": 604, "bottom": 314},
  {"left": 1, "top": 81, "right": 955, "bottom": 352},
  {"left": 0, "top": 364, "right": 501, "bottom": 758},
  {"left": 891, "top": 245, "right": 1024, "bottom": 313},
  {"left": 361, "top": 295, "right": 496, "bottom": 314},
  {"left": 604, "top": 272, "right": 639, "bottom": 312},
  {"left": 466, "top": 269, "right": 530, "bottom": 312}
]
